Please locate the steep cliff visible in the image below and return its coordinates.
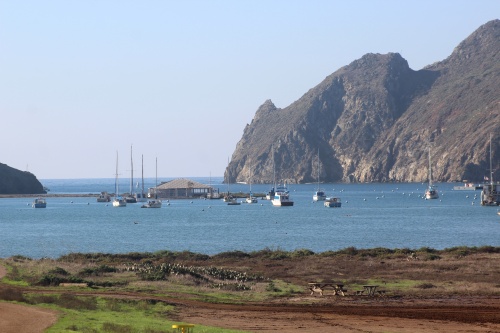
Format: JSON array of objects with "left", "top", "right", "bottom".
[
  {"left": 0, "top": 163, "right": 46, "bottom": 194},
  {"left": 227, "top": 19, "right": 499, "bottom": 184}
]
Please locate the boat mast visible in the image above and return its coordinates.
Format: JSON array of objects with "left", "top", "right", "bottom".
[
  {"left": 141, "top": 154, "right": 145, "bottom": 196},
  {"left": 272, "top": 146, "right": 276, "bottom": 189},
  {"left": 428, "top": 147, "right": 433, "bottom": 187},
  {"left": 115, "top": 151, "right": 119, "bottom": 198},
  {"left": 317, "top": 148, "right": 320, "bottom": 191},
  {"left": 155, "top": 157, "right": 158, "bottom": 199},
  {"left": 130, "top": 145, "right": 134, "bottom": 195},
  {"left": 489, "top": 133, "right": 493, "bottom": 185}
]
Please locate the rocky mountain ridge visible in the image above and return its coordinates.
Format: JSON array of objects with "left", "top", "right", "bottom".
[
  {"left": 0, "top": 163, "right": 46, "bottom": 194},
  {"left": 226, "top": 19, "right": 499, "bottom": 184}
]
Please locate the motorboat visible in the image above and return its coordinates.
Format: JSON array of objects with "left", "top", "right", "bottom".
[
  {"left": 265, "top": 188, "right": 275, "bottom": 200},
  {"left": 97, "top": 192, "right": 111, "bottom": 202},
  {"left": 32, "top": 198, "right": 46, "bottom": 208},
  {"left": 453, "top": 182, "right": 483, "bottom": 190},
  {"left": 313, "top": 190, "right": 326, "bottom": 202},
  {"left": 227, "top": 197, "right": 241, "bottom": 205},
  {"left": 246, "top": 196, "right": 258, "bottom": 204},
  {"left": 112, "top": 197, "right": 127, "bottom": 207},
  {"left": 324, "top": 197, "right": 341, "bottom": 208},
  {"left": 141, "top": 199, "right": 162, "bottom": 208},
  {"left": 271, "top": 185, "right": 294, "bottom": 207}
]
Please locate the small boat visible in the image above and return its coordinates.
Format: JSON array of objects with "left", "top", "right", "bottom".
[
  {"left": 124, "top": 145, "right": 137, "bottom": 203},
  {"left": 481, "top": 134, "right": 499, "bottom": 206},
  {"left": 324, "top": 197, "right": 341, "bottom": 208},
  {"left": 112, "top": 151, "right": 127, "bottom": 207},
  {"left": 142, "top": 157, "right": 162, "bottom": 208},
  {"left": 134, "top": 155, "right": 148, "bottom": 202},
  {"left": 313, "top": 149, "right": 326, "bottom": 201},
  {"left": 272, "top": 184, "right": 294, "bottom": 207},
  {"left": 265, "top": 188, "right": 275, "bottom": 200},
  {"left": 246, "top": 165, "right": 258, "bottom": 204},
  {"left": 141, "top": 199, "right": 162, "bottom": 208},
  {"left": 227, "top": 197, "right": 241, "bottom": 205},
  {"left": 313, "top": 190, "right": 326, "bottom": 202},
  {"left": 32, "top": 198, "right": 46, "bottom": 208},
  {"left": 97, "top": 192, "right": 111, "bottom": 202},
  {"left": 453, "top": 182, "right": 483, "bottom": 191},
  {"left": 425, "top": 148, "right": 439, "bottom": 200}
]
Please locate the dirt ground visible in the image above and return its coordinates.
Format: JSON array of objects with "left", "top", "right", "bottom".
[
  {"left": 2, "top": 264, "right": 500, "bottom": 333},
  {"left": 173, "top": 296, "right": 500, "bottom": 333},
  {"left": 0, "top": 265, "right": 58, "bottom": 333}
]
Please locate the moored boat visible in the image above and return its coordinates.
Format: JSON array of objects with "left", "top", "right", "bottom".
[
  {"left": 453, "top": 182, "right": 483, "bottom": 190},
  {"left": 481, "top": 134, "right": 499, "bottom": 206},
  {"left": 271, "top": 184, "right": 294, "bottom": 207},
  {"left": 324, "top": 197, "right": 341, "bottom": 208},
  {"left": 112, "top": 151, "right": 127, "bottom": 207},
  {"left": 425, "top": 148, "right": 439, "bottom": 200},
  {"left": 141, "top": 199, "right": 162, "bottom": 208},
  {"left": 32, "top": 198, "right": 47, "bottom": 208},
  {"left": 143, "top": 157, "right": 162, "bottom": 208},
  {"left": 313, "top": 149, "right": 326, "bottom": 201},
  {"left": 97, "top": 192, "right": 111, "bottom": 202}
]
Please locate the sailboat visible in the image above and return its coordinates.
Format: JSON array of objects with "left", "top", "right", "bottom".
[
  {"left": 225, "top": 158, "right": 240, "bottom": 205},
  {"left": 125, "top": 145, "right": 137, "bottom": 203},
  {"left": 313, "top": 149, "right": 326, "bottom": 201},
  {"left": 481, "top": 134, "right": 499, "bottom": 206},
  {"left": 134, "top": 154, "right": 147, "bottom": 202},
  {"left": 246, "top": 165, "right": 258, "bottom": 204},
  {"left": 141, "top": 157, "right": 162, "bottom": 208},
  {"left": 425, "top": 147, "right": 439, "bottom": 200},
  {"left": 112, "top": 151, "right": 127, "bottom": 207},
  {"left": 271, "top": 146, "right": 294, "bottom": 207}
]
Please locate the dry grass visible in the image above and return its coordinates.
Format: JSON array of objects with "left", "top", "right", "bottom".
[{"left": 2, "top": 247, "right": 500, "bottom": 300}]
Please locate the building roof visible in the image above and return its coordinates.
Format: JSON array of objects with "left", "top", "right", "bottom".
[{"left": 157, "top": 178, "right": 211, "bottom": 189}]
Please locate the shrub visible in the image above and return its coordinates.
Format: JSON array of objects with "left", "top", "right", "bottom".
[
  {"left": 291, "top": 249, "right": 314, "bottom": 257},
  {"left": 416, "top": 283, "right": 436, "bottom": 289}
]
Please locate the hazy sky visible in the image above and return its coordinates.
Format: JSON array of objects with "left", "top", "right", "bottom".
[{"left": 1, "top": 1, "right": 498, "bottom": 179}]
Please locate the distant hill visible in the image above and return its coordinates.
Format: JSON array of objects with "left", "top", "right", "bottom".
[
  {"left": 0, "top": 163, "right": 46, "bottom": 194},
  {"left": 227, "top": 19, "right": 499, "bottom": 184}
]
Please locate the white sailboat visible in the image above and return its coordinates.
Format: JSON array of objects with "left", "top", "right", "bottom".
[
  {"left": 112, "top": 151, "right": 127, "bottom": 207},
  {"left": 425, "top": 147, "right": 439, "bottom": 200},
  {"left": 271, "top": 146, "right": 293, "bottom": 207},
  {"left": 246, "top": 165, "right": 258, "bottom": 204},
  {"left": 134, "top": 154, "right": 147, "bottom": 202},
  {"left": 481, "top": 134, "right": 500, "bottom": 206},
  {"left": 313, "top": 149, "right": 326, "bottom": 201},
  {"left": 141, "top": 157, "right": 162, "bottom": 208},
  {"left": 225, "top": 158, "right": 240, "bottom": 205},
  {"left": 125, "top": 145, "right": 137, "bottom": 203}
]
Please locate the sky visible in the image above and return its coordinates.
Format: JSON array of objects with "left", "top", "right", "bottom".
[{"left": 1, "top": 1, "right": 498, "bottom": 179}]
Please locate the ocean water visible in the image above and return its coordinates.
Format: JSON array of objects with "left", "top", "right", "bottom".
[{"left": 0, "top": 178, "right": 499, "bottom": 259}]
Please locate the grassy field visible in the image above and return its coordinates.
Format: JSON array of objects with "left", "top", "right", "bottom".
[{"left": 1, "top": 246, "right": 500, "bottom": 332}]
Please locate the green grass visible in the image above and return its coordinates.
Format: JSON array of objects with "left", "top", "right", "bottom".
[{"left": 29, "top": 295, "right": 249, "bottom": 333}]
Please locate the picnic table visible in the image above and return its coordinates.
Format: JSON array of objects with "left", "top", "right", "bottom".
[
  {"left": 308, "top": 282, "right": 346, "bottom": 296},
  {"left": 362, "top": 285, "right": 379, "bottom": 296}
]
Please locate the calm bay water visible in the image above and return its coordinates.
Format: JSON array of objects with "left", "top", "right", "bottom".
[{"left": 1, "top": 178, "right": 499, "bottom": 259}]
